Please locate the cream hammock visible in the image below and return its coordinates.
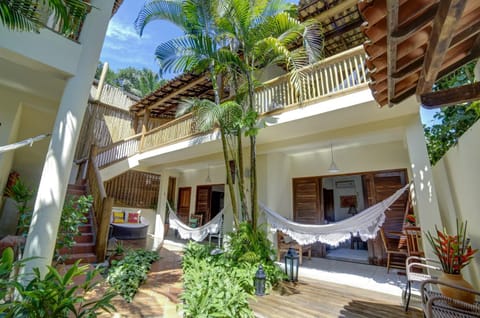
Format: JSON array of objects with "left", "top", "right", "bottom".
[
  {"left": 261, "top": 184, "right": 409, "bottom": 246},
  {"left": 167, "top": 202, "right": 224, "bottom": 242}
]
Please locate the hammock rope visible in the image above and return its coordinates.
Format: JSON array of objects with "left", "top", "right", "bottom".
[
  {"left": 0, "top": 133, "right": 51, "bottom": 154},
  {"left": 167, "top": 202, "right": 224, "bottom": 242},
  {"left": 261, "top": 184, "right": 410, "bottom": 246}
]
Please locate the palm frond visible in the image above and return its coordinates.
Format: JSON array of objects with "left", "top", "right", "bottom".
[{"left": 135, "top": 0, "right": 184, "bottom": 36}]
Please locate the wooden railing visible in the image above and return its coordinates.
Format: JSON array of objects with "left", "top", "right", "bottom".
[
  {"left": 38, "top": 2, "right": 90, "bottom": 41},
  {"left": 87, "top": 146, "right": 113, "bottom": 262},
  {"left": 255, "top": 46, "right": 367, "bottom": 112},
  {"left": 141, "top": 113, "right": 198, "bottom": 151},
  {"left": 105, "top": 171, "right": 161, "bottom": 208},
  {"left": 96, "top": 135, "right": 140, "bottom": 168},
  {"left": 95, "top": 46, "right": 367, "bottom": 169}
]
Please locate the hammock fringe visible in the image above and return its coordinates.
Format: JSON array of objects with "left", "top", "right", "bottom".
[
  {"left": 260, "top": 184, "right": 410, "bottom": 246},
  {"left": 167, "top": 202, "right": 224, "bottom": 242}
]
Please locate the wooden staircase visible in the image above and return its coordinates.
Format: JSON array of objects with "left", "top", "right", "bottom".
[{"left": 58, "top": 184, "right": 97, "bottom": 264}]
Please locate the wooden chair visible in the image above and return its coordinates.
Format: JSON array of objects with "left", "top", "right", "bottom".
[
  {"left": 379, "top": 228, "right": 408, "bottom": 273},
  {"left": 276, "top": 231, "right": 311, "bottom": 265},
  {"left": 404, "top": 226, "right": 424, "bottom": 257}
]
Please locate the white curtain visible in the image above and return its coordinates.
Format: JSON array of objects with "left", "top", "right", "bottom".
[
  {"left": 261, "top": 184, "right": 410, "bottom": 246},
  {"left": 167, "top": 203, "right": 223, "bottom": 242}
]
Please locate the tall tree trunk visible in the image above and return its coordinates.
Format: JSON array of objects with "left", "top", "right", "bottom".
[
  {"left": 221, "top": 128, "right": 239, "bottom": 227},
  {"left": 237, "top": 131, "right": 248, "bottom": 221},
  {"left": 246, "top": 71, "right": 258, "bottom": 230},
  {"left": 210, "top": 66, "right": 239, "bottom": 223}
]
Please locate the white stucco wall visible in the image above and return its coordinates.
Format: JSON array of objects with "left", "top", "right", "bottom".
[
  {"left": 432, "top": 120, "right": 480, "bottom": 289},
  {"left": 0, "top": 87, "right": 57, "bottom": 194},
  {"left": 256, "top": 140, "right": 410, "bottom": 220}
]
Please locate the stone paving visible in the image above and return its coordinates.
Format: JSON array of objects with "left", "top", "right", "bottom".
[{"left": 98, "top": 242, "right": 183, "bottom": 318}]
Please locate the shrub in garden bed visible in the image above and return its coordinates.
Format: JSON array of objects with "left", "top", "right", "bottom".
[
  {"left": 107, "top": 249, "right": 159, "bottom": 302},
  {"left": 181, "top": 222, "right": 285, "bottom": 317}
]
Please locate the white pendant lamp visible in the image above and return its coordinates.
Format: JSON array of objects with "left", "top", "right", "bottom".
[{"left": 328, "top": 144, "right": 340, "bottom": 173}]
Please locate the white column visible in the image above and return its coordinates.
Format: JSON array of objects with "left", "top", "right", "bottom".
[
  {"left": 152, "top": 170, "right": 169, "bottom": 250},
  {"left": 22, "top": 0, "right": 115, "bottom": 276},
  {"left": 404, "top": 101, "right": 443, "bottom": 260}
]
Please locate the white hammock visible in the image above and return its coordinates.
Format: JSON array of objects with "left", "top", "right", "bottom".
[
  {"left": 261, "top": 184, "right": 410, "bottom": 246},
  {"left": 0, "top": 133, "right": 51, "bottom": 154},
  {"left": 167, "top": 202, "right": 224, "bottom": 242}
]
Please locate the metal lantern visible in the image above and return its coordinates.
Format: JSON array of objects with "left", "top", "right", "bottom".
[
  {"left": 284, "top": 247, "right": 299, "bottom": 282},
  {"left": 254, "top": 264, "right": 266, "bottom": 296}
]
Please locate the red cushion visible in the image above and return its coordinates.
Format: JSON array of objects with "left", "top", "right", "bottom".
[{"left": 127, "top": 212, "right": 140, "bottom": 224}]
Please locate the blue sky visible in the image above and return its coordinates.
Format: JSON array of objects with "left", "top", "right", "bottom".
[
  {"left": 99, "top": 0, "right": 438, "bottom": 124},
  {"left": 100, "top": 0, "right": 183, "bottom": 77}
]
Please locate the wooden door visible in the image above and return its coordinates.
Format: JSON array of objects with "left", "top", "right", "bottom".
[
  {"left": 196, "top": 186, "right": 212, "bottom": 222},
  {"left": 364, "top": 170, "right": 408, "bottom": 265},
  {"left": 293, "top": 178, "right": 322, "bottom": 224},
  {"left": 177, "top": 187, "right": 191, "bottom": 223},
  {"left": 167, "top": 177, "right": 176, "bottom": 205},
  {"left": 293, "top": 177, "right": 325, "bottom": 256}
]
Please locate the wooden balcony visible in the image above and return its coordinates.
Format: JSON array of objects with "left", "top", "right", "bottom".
[{"left": 95, "top": 46, "right": 368, "bottom": 169}]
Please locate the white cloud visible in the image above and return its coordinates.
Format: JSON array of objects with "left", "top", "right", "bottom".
[{"left": 106, "top": 19, "right": 149, "bottom": 42}]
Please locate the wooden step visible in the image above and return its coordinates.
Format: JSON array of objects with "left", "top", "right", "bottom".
[
  {"left": 67, "top": 184, "right": 87, "bottom": 191},
  {"left": 60, "top": 242, "right": 95, "bottom": 255},
  {"left": 79, "top": 224, "right": 92, "bottom": 233},
  {"left": 64, "top": 252, "right": 97, "bottom": 265},
  {"left": 74, "top": 233, "right": 94, "bottom": 243}
]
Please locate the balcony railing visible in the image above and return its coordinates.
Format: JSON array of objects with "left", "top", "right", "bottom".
[
  {"left": 38, "top": 1, "right": 89, "bottom": 41},
  {"left": 95, "top": 46, "right": 367, "bottom": 169}
]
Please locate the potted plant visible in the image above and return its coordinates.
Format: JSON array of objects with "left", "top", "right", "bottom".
[
  {"left": 425, "top": 220, "right": 478, "bottom": 303},
  {"left": 109, "top": 241, "right": 126, "bottom": 266}
]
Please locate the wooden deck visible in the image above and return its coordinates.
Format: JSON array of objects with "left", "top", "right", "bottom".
[{"left": 251, "top": 279, "right": 423, "bottom": 318}]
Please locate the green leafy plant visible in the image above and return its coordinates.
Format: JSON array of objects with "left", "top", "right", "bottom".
[
  {"left": 425, "top": 220, "right": 478, "bottom": 274},
  {"left": 54, "top": 195, "right": 93, "bottom": 263},
  {"left": 107, "top": 249, "right": 159, "bottom": 302},
  {"left": 4, "top": 178, "right": 35, "bottom": 236},
  {"left": 0, "top": 248, "right": 116, "bottom": 317},
  {"left": 182, "top": 259, "right": 255, "bottom": 318}
]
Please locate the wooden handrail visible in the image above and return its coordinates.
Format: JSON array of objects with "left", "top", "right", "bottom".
[
  {"left": 95, "top": 47, "right": 367, "bottom": 168},
  {"left": 87, "top": 145, "right": 112, "bottom": 262}
]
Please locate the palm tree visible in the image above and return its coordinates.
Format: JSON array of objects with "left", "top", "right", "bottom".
[
  {"left": 219, "top": 0, "right": 323, "bottom": 229},
  {"left": 135, "top": 0, "right": 243, "bottom": 225},
  {"left": 0, "top": 0, "right": 90, "bottom": 34},
  {"left": 137, "top": 68, "right": 166, "bottom": 97},
  {"left": 135, "top": 0, "right": 322, "bottom": 230}
]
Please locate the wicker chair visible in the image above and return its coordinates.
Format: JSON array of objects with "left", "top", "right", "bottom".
[
  {"left": 403, "top": 256, "right": 441, "bottom": 311},
  {"left": 421, "top": 279, "right": 480, "bottom": 317}
]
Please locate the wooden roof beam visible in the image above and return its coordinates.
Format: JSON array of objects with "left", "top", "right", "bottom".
[
  {"left": 391, "top": 3, "right": 438, "bottom": 41},
  {"left": 305, "top": 0, "right": 358, "bottom": 23},
  {"left": 137, "top": 76, "right": 209, "bottom": 116},
  {"left": 386, "top": 0, "right": 400, "bottom": 107},
  {"left": 421, "top": 81, "right": 480, "bottom": 108},
  {"left": 416, "top": 0, "right": 468, "bottom": 96}
]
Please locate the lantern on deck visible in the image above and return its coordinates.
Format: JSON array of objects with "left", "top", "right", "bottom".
[
  {"left": 254, "top": 264, "right": 266, "bottom": 296},
  {"left": 284, "top": 247, "right": 299, "bottom": 282}
]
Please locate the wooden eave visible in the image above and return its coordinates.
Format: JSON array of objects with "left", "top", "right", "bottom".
[
  {"left": 359, "top": 0, "right": 480, "bottom": 108},
  {"left": 129, "top": 73, "right": 214, "bottom": 118},
  {"left": 299, "top": 0, "right": 367, "bottom": 57},
  {"left": 132, "top": 0, "right": 370, "bottom": 118}
]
